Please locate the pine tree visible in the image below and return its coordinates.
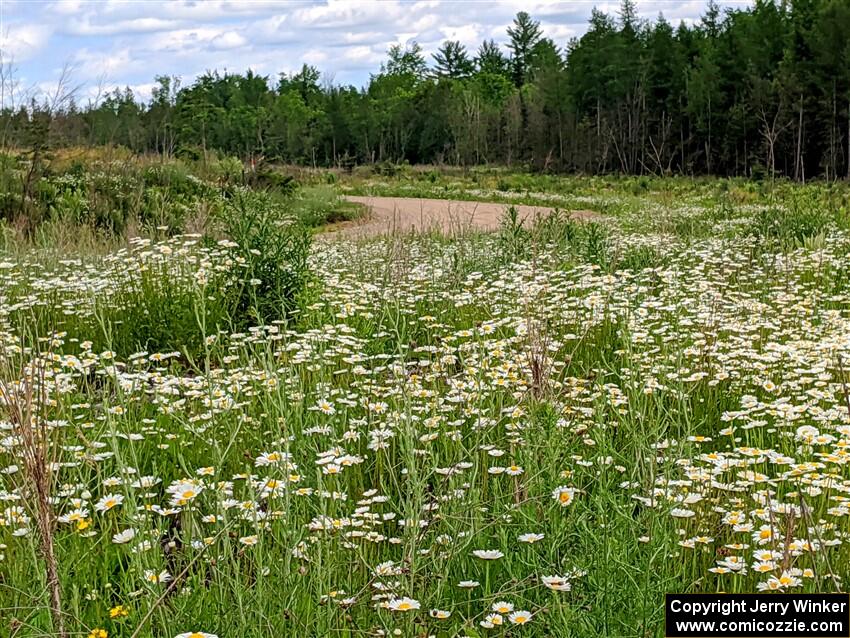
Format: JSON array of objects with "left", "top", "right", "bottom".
[
  {"left": 507, "top": 11, "right": 543, "bottom": 87},
  {"left": 432, "top": 41, "right": 474, "bottom": 79},
  {"left": 475, "top": 40, "right": 509, "bottom": 77}
]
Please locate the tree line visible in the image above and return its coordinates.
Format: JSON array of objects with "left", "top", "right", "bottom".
[{"left": 4, "top": 0, "right": 850, "bottom": 179}]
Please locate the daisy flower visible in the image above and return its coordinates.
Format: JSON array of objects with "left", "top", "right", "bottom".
[
  {"left": 509, "top": 610, "right": 532, "bottom": 625},
  {"left": 472, "top": 549, "right": 504, "bottom": 560},
  {"left": 112, "top": 528, "right": 136, "bottom": 544},
  {"left": 387, "top": 597, "right": 420, "bottom": 612},
  {"left": 95, "top": 494, "right": 124, "bottom": 513},
  {"left": 481, "top": 613, "right": 503, "bottom": 627},
  {"left": 551, "top": 486, "right": 575, "bottom": 507},
  {"left": 144, "top": 570, "right": 172, "bottom": 585}
]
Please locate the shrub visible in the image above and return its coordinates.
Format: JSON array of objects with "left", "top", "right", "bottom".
[
  {"left": 0, "top": 153, "right": 22, "bottom": 220},
  {"left": 254, "top": 169, "right": 298, "bottom": 195},
  {"left": 205, "top": 155, "right": 244, "bottom": 185},
  {"left": 6, "top": 240, "right": 235, "bottom": 362},
  {"left": 615, "top": 245, "right": 666, "bottom": 272},
  {"left": 375, "top": 161, "right": 405, "bottom": 177},
  {"left": 748, "top": 190, "right": 836, "bottom": 248},
  {"left": 497, "top": 207, "right": 614, "bottom": 269},
  {"left": 91, "top": 252, "right": 232, "bottom": 360},
  {"left": 292, "top": 185, "right": 362, "bottom": 227},
  {"left": 532, "top": 211, "right": 611, "bottom": 267},
  {"left": 497, "top": 205, "right": 530, "bottom": 262},
  {"left": 219, "top": 190, "right": 311, "bottom": 326},
  {"left": 579, "top": 221, "right": 612, "bottom": 267}
]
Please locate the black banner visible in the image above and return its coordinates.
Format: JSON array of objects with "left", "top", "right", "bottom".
[{"left": 666, "top": 594, "right": 850, "bottom": 637}]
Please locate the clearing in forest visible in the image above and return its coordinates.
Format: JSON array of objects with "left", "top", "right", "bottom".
[{"left": 339, "top": 195, "right": 599, "bottom": 235}]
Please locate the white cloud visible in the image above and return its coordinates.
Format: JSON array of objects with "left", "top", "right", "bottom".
[
  {"left": 0, "top": 24, "right": 51, "bottom": 61},
  {"left": 438, "top": 24, "right": 483, "bottom": 47},
  {"left": 50, "top": 0, "right": 85, "bottom": 15},
  {"left": 211, "top": 31, "right": 247, "bottom": 50},
  {"left": 6, "top": 0, "right": 750, "bottom": 98},
  {"left": 290, "top": 0, "right": 405, "bottom": 30},
  {"left": 66, "top": 17, "right": 182, "bottom": 37},
  {"left": 70, "top": 47, "right": 139, "bottom": 83},
  {"left": 302, "top": 48, "right": 329, "bottom": 65}
]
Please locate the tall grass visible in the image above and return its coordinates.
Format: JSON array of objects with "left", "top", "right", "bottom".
[{"left": 0, "top": 174, "right": 849, "bottom": 637}]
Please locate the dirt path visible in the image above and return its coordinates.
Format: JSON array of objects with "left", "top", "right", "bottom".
[{"left": 334, "top": 195, "right": 597, "bottom": 236}]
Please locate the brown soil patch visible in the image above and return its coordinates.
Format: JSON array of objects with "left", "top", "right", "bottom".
[{"left": 330, "top": 196, "right": 598, "bottom": 236}]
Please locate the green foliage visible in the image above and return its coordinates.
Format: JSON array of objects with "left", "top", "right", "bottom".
[
  {"left": 497, "top": 204, "right": 666, "bottom": 273},
  {"left": 4, "top": 2, "right": 850, "bottom": 177},
  {"left": 90, "top": 256, "right": 232, "bottom": 361},
  {"left": 291, "top": 185, "right": 363, "bottom": 227},
  {"left": 498, "top": 206, "right": 614, "bottom": 268},
  {"left": 0, "top": 153, "right": 22, "bottom": 220},
  {"left": 3, "top": 176, "right": 850, "bottom": 638},
  {"left": 615, "top": 244, "right": 667, "bottom": 271},
  {"left": 252, "top": 169, "right": 298, "bottom": 195},
  {"left": 574, "top": 221, "right": 612, "bottom": 267},
  {"left": 205, "top": 155, "right": 245, "bottom": 185},
  {"left": 507, "top": 11, "right": 543, "bottom": 86},
  {"left": 6, "top": 187, "right": 320, "bottom": 359},
  {"left": 219, "top": 190, "right": 312, "bottom": 326},
  {"left": 8, "top": 247, "right": 234, "bottom": 362},
  {"left": 748, "top": 190, "right": 844, "bottom": 248},
  {"left": 497, "top": 205, "right": 529, "bottom": 262},
  {"left": 2, "top": 152, "right": 360, "bottom": 240},
  {"left": 432, "top": 40, "right": 474, "bottom": 79},
  {"left": 375, "top": 160, "right": 407, "bottom": 177}
]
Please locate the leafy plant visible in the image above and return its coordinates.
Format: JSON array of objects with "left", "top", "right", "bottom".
[
  {"left": 749, "top": 191, "right": 837, "bottom": 248},
  {"left": 497, "top": 205, "right": 530, "bottom": 262},
  {"left": 219, "top": 190, "right": 312, "bottom": 326}
]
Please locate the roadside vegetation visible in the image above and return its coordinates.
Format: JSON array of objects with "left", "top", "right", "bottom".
[
  {"left": 3, "top": 0, "right": 850, "bottom": 633},
  {"left": 0, "top": 146, "right": 362, "bottom": 249},
  {"left": 1, "top": 153, "right": 849, "bottom": 637}
]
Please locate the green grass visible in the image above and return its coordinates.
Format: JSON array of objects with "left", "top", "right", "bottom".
[
  {"left": 1, "top": 172, "right": 850, "bottom": 638},
  {"left": 292, "top": 184, "right": 365, "bottom": 229}
]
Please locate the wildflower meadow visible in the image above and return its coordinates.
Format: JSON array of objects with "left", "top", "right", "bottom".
[{"left": 2, "top": 171, "right": 850, "bottom": 637}]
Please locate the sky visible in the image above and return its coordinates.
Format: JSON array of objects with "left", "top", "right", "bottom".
[{"left": 0, "top": 0, "right": 750, "bottom": 106}]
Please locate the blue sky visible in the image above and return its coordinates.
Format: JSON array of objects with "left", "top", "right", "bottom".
[{"left": 1, "top": 0, "right": 749, "bottom": 106}]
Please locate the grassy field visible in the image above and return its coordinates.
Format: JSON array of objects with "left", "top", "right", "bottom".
[{"left": 2, "top": 163, "right": 850, "bottom": 637}]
